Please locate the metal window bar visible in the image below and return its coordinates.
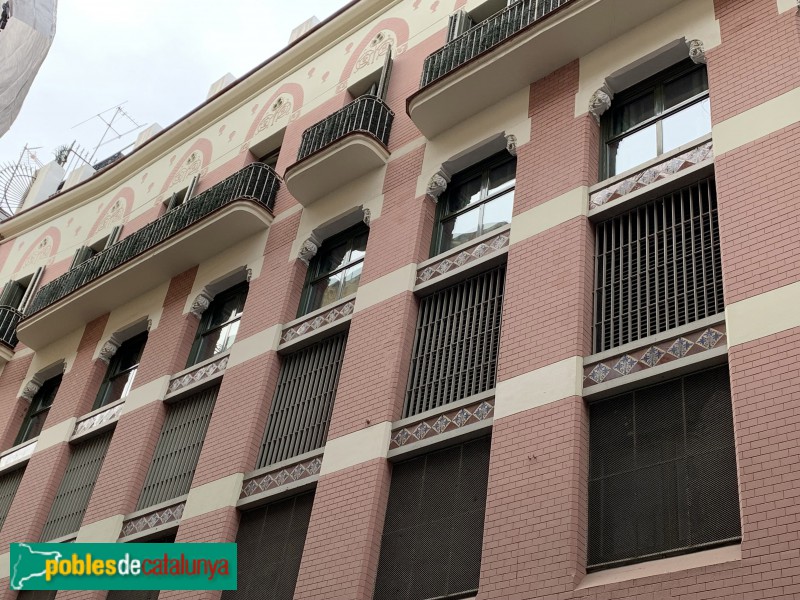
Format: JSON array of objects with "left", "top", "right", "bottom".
[
  {"left": 0, "top": 305, "right": 22, "bottom": 348},
  {"left": 404, "top": 265, "right": 505, "bottom": 418},
  {"left": 257, "top": 333, "right": 348, "bottom": 468},
  {"left": 373, "top": 436, "right": 491, "bottom": 600},
  {"left": 593, "top": 177, "right": 723, "bottom": 353},
  {"left": 588, "top": 365, "right": 741, "bottom": 570},
  {"left": 136, "top": 386, "right": 219, "bottom": 511},
  {"left": 420, "top": 0, "right": 572, "bottom": 87},
  {"left": 25, "top": 163, "right": 280, "bottom": 317},
  {"left": 0, "top": 467, "right": 25, "bottom": 530},
  {"left": 40, "top": 432, "right": 112, "bottom": 541},
  {"left": 222, "top": 491, "right": 315, "bottom": 600},
  {"left": 296, "top": 96, "right": 394, "bottom": 161}
]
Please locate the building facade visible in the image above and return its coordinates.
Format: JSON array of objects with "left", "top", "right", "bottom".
[{"left": 0, "top": 0, "right": 799, "bottom": 598}]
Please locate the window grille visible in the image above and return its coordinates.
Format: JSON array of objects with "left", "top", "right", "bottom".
[
  {"left": 593, "top": 177, "right": 723, "bottom": 353},
  {"left": 588, "top": 365, "right": 741, "bottom": 570},
  {"left": 0, "top": 467, "right": 25, "bottom": 530},
  {"left": 257, "top": 332, "right": 347, "bottom": 468},
  {"left": 136, "top": 386, "right": 218, "bottom": 510},
  {"left": 222, "top": 491, "right": 314, "bottom": 600},
  {"left": 373, "top": 436, "right": 491, "bottom": 600},
  {"left": 404, "top": 265, "right": 505, "bottom": 417},
  {"left": 40, "top": 432, "right": 112, "bottom": 541}
]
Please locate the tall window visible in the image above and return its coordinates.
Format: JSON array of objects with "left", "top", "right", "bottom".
[
  {"left": 70, "top": 226, "right": 123, "bottom": 269},
  {"left": 602, "top": 60, "right": 710, "bottom": 178},
  {"left": 299, "top": 224, "right": 368, "bottom": 316},
  {"left": 588, "top": 366, "right": 741, "bottom": 570},
  {"left": 593, "top": 177, "right": 723, "bottom": 352},
  {"left": 432, "top": 154, "right": 515, "bottom": 255},
  {"left": 94, "top": 332, "right": 148, "bottom": 410},
  {"left": 0, "top": 267, "right": 44, "bottom": 314},
  {"left": 15, "top": 375, "right": 62, "bottom": 445},
  {"left": 188, "top": 283, "right": 248, "bottom": 367},
  {"left": 373, "top": 437, "right": 491, "bottom": 600}
]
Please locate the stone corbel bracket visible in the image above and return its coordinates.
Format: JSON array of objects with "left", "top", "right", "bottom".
[
  {"left": 298, "top": 235, "right": 322, "bottom": 266},
  {"left": 98, "top": 339, "right": 121, "bottom": 365},
  {"left": 21, "top": 379, "right": 41, "bottom": 401},
  {"left": 190, "top": 291, "right": 214, "bottom": 319},
  {"left": 686, "top": 39, "right": 707, "bottom": 64},
  {"left": 588, "top": 86, "right": 614, "bottom": 124},
  {"left": 426, "top": 171, "right": 450, "bottom": 202},
  {"left": 505, "top": 134, "right": 518, "bottom": 157}
]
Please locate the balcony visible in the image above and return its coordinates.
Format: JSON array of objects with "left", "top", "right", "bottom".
[
  {"left": 17, "top": 163, "right": 279, "bottom": 350},
  {"left": 285, "top": 95, "right": 393, "bottom": 205},
  {"left": 0, "top": 306, "right": 22, "bottom": 363},
  {"left": 408, "top": 0, "right": 686, "bottom": 138}
]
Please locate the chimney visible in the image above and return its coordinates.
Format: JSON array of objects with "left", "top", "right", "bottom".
[
  {"left": 19, "top": 160, "right": 65, "bottom": 211},
  {"left": 134, "top": 123, "right": 163, "bottom": 150},
  {"left": 207, "top": 73, "right": 236, "bottom": 100},
  {"left": 62, "top": 163, "right": 96, "bottom": 191},
  {"left": 289, "top": 16, "right": 320, "bottom": 43}
]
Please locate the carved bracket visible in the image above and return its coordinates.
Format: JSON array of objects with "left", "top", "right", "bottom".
[
  {"left": 98, "top": 339, "right": 121, "bottom": 364},
  {"left": 505, "top": 134, "right": 518, "bottom": 157},
  {"left": 686, "top": 39, "right": 707, "bottom": 64},
  {"left": 426, "top": 171, "right": 449, "bottom": 202},
  {"left": 190, "top": 291, "right": 214, "bottom": 319},
  {"left": 298, "top": 235, "right": 321, "bottom": 266},
  {"left": 362, "top": 208, "right": 372, "bottom": 227},
  {"left": 588, "top": 86, "right": 613, "bottom": 124},
  {"left": 21, "top": 380, "right": 41, "bottom": 401}
]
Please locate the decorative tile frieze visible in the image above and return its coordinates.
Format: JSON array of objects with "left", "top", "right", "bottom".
[
  {"left": 590, "top": 140, "right": 714, "bottom": 211},
  {"left": 167, "top": 355, "right": 229, "bottom": 394},
  {"left": 0, "top": 441, "right": 36, "bottom": 471},
  {"left": 583, "top": 323, "right": 727, "bottom": 388},
  {"left": 280, "top": 299, "right": 355, "bottom": 344},
  {"left": 417, "top": 230, "right": 509, "bottom": 285},
  {"left": 240, "top": 455, "right": 322, "bottom": 499},
  {"left": 390, "top": 399, "right": 494, "bottom": 450},
  {"left": 73, "top": 403, "right": 123, "bottom": 438},
  {"left": 120, "top": 501, "right": 185, "bottom": 538}
]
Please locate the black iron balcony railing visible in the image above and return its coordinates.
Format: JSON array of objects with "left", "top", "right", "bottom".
[
  {"left": 297, "top": 95, "right": 394, "bottom": 161},
  {"left": 420, "top": 0, "right": 572, "bottom": 87},
  {"left": 0, "top": 306, "right": 22, "bottom": 348},
  {"left": 25, "top": 163, "right": 279, "bottom": 317}
]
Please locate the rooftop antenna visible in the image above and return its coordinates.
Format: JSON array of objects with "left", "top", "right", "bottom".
[{"left": 72, "top": 102, "right": 147, "bottom": 163}]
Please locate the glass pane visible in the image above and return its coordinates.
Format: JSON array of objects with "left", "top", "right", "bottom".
[
  {"left": 448, "top": 175, "right": 482, "bottom": 214},
  {"left": 23, "top": 408, "right": 50, "bottom": 442},
  {"left": 105, "top": 368, "right": 138, "bottom": 404},
  {"left": 481, "top": 191, "right": 513, "bottom": 235},
  {"left": 440, "top": 207, "right": 481, "bottom": 252},
  {"left": 607, "top": 123, "right": 658, "bottom": 176},
  {"left": 662, "top": 99, "right": 711, "bottom": 153},
  {"left": 318, "top": 242, "right": 349, "bottom": 275},
  {"left": 612, "top": 91, "right": 655, "bottom": 136},
  {"left": 308, "top": 272, "right": 344, "bottom": 312},
  {"left": 664, "top": 68, "right": 708, "bottom": 109},
  {"left": 208, "top": 295, "right": 243, "bottom": 328},
  {"left": 341, "top": 263, "right": 363, "bottom": 298},
  {"left": 348, "top": 232, "right": 369, "bottom": 264},
  {"left": 196, "top": 320, "right": 240, "bottom": 363},
  {"left": 487, "top": 161, "right": 516, "bottom": 198}
]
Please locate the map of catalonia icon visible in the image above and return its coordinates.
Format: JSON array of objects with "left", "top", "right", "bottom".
[{"left": 11, "top": 543, "right": 63, "bottom": 590}]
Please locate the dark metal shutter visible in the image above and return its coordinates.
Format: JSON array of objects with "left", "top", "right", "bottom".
[
  {"left": 588, "top": 365, "right": 741, "bottom": 570},
  {"left": 222, "top": 491, "right": 315, "bottom": 600},
  {"left": 593, "top": 176, "right": 723, "bottom": 353},
  {"left": 257, "top": 333, "right": 348, "bottom": 468},
  {"left": 136, "top": 386, "right": 218, "bottom": 510},
  {"left": 16, "top": 592, "right": 57, "bottom": 600},
  {"left": 404, "top": 265, "right": 505, "bottom": 418},
  {"left": 0, "top": 466, "right": 25, "bottom": 530},
  {"left": 106, "top": 592, "right": 160, "bottom": 600},
  {"left": 373, "top": 436, "right": 491, "bottom": 600},
  {"left": 40, "top": 432, "right": 112, "bottom": 541}
]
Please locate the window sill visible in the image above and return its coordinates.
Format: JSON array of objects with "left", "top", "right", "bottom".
[
  {"left": 577, "top": 544, "right": 741, "bottom": 589},
  {"left": 0, "top": 437, "right": 37, "bottom": 474},
  {"left": 279, "top": 294, "right": 356, "bottom": 353}
]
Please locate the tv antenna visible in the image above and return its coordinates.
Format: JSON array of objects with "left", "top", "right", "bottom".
[{"left": 72, "top": 102, "right": 147, "bottom": 163}]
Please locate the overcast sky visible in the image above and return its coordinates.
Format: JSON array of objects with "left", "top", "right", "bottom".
[{"left": 0, "top": 0, "right": 348, "bottom": 168}]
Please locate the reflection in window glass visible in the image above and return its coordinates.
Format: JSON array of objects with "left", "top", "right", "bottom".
[
  {"left": 300, "top": 224, "right": 370, "bottom": 316},
  {"left": 435, "top": 154, "right": 517, "bottom": 255},
  {"left": 94, "top": 332, "right": 148, "bottom": 410},
  {"left": 188, "top": 283, "right": 248, "bottom": 367},
  {"left": 602, "top": 60, "right": 710, "bottom": 178}
]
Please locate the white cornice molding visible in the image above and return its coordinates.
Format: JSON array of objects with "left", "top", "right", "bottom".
[{"left": 0, "top": 0, "right": 401, "bottom": 242}]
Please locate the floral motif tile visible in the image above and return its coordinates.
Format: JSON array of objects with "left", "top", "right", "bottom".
[
  {"left": 390, "top": 398, "right": 494, "bottom": 450},
  {"left": 416, "top": 231, "right": 509, "bottom": 285},
  {"left": 121, "top": 502, "right": 185, "bottom": 538},
  {"left": 167, "top": 355, "right": 229, "bottom": 394},
  {"left": 280, "top": 299, "right": 355, "bottom": 344},
  {"left": 240, "top": 456, "right": 323, "bottom": 499},
  {"left": 73, "top": 403, "right": 123, "bottom": 437}
]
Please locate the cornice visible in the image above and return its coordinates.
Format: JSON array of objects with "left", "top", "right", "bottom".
[{"left": 0, "top": 0, "right": 400, "bottom": 242}]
